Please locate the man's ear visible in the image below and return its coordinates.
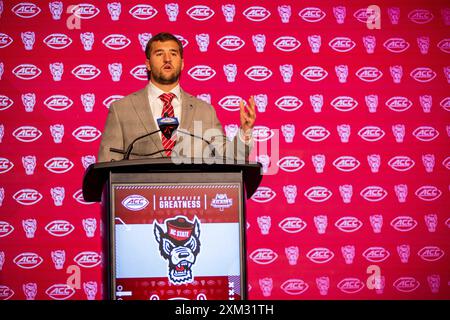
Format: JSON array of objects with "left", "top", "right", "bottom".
[{"left": 145, "top": 59, "right": 151, "bottom": 71}]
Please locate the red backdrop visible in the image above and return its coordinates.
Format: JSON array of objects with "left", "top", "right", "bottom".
[{"left": 0, "top": 0, "right": 449, "bottom": 300}]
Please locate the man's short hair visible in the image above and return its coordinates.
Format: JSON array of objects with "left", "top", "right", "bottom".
[{"left": 145, "top": 32, "right": 184, "bottom": 59}]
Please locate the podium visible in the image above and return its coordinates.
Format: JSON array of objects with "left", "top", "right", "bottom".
[{"left": 82, "top": 158, "right": 262, "bottom": 300}]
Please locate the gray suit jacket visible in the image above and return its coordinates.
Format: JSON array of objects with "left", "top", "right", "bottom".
[{"left": 97, "top": 84, "right": 251, "bottom": 162}]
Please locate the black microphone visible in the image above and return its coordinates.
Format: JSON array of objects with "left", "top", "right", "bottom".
[
  {"left": 157, "top": 113, "right": 179, "bottom": 139},
  {"left": 175, "top": 128, "right": 216, "bottom": 158}
]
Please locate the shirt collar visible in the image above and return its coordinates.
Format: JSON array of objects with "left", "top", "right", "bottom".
[{"left": 148, "top": 81, "right": 181, "bottom": 101}]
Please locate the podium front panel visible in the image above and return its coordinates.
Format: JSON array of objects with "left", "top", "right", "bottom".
[{"left": 108, "top": 172, "right": 246, "bottom": 300}]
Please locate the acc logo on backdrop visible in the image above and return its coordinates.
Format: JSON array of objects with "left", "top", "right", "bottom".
[
  {"left": 13, "top": 252, "right": 43, "bottom": 269},
  {"left": 0, "top": 33, "right": 14, "bottom": 48},
  {"left": 129, "top": 4, "right": 158, "bottom": 20},
  {"left": 358, "top": 126, "right": 385, "bottom": 142},
  {"left": 13, "top": 188, "right": 42, "bottom": 205},
  {"left": 0, "top": 221, "right": 14, "bottom": 238},
  {"left": 337, "top": 278, "right": 365, "bottom": 294},
  {"left": 410, "top": 67, "right": 436, "bottom": 82},
  {"left": 102, "top": 34, "right": 131, "bottom": 50},
  {"left": 103, "top": 95, "right": 124, "bottom": 108},
  {"left": 412, "top": 126, "right": 439, "bottom": 141},
  {"left": 74, "top": 251, "right": 102, "bottom": 268},
  {"left": 0, "top": 95, "right": 14, "bottom": 111},
  {"left": 278, "top": 217, "right": 307, "bottom": 233},
  {"left": 335, "top": 217, "right": 363, "bottom": 232},
  {"left": 187, "top": 5, "right": 214, "bottom": 20},
  {"left": 73, "top": 189, "right": 94, "bottom": 205},
  {"left": 417, "top": 246, "right": 445, "bottom": 261},
  {"left": 390, "top": 216, "right": 418, "bottom": 232},
  {"left": 304, "top": 186, "right": 332, "bottom": 202},
  {"left": 218, "top": 95, "right": 244, "bottom": 111},
  {"left": 277, "top": 156, "right": 304, "bottom": 172},
  {"left": 275, "top": 96, "right": 303, "bottom": 112},
  {"left": 245, "top": 66, "right": 273, "bottom": 81},
  {"left": 333, "top": 156, "right": 360, "bottom": 172},
  {"left": 72, "top": 126, "right": 101, "bottom": 142},
  {"left": 13, "top": 126, "right": 42, "bottom": 142},
  {"left": 437, "top": 39, "right": 450, "bottom": 54},
  {"left": 0, "top": 157, "right": 14, "bottom": 174},
  {"left": 12, "top": 64, "right": 42, "bottom": 80},
  {"left": 243, "top": 6, "right": 271, "bottom": 21},
  {"left": 251, "top": 186, "right": 276, "bottom": 203},
  {"left": 217, "top": 35, "right": 245, "bottom": 51},
  {"left": 360, "top": 186, "right": 388, "bottom": 202},
  {"left": 306, "top": 247, "right": 334, "bottom": 264},
  {"left": 44, "top": 95, "right": 73, "bottom": 111},
  {"left": 299, "top": 7, "right": 326, "bottom": 22},
  {"left": 45, "top": 284, "right": 76, "bottom": 300},
  {"left": 0, "top": 285, "right": 15, "bottom": 300},
  {"left": 415, "top": 185, "right": 442, "bottom": 201},
  {"left": 302, "top": 126, "right": 330, "bottom": 142},
  {"left": 331, "top": 96, "right": 358, "bottom": 112},
  {"left": 388, "top": 156, "right": 415, "bottom": 171},
  {"left": 72, "top": 64, "right": 101, "bottom": 80},
  {"left": 362, "top": 247, "right": 390, "bottom": 262},
  {"left": 121, "top": 195, "right": 150, "bottom": 211},
  {"left": 273, "top": 36, "right": 301, "bottom": 52},
  {"left": 383, "top": 38, "right": 410, "bottom": 53},
  {"left": 71, "top": 3, "right": 100, "bottom": 19},
  {"left": 252, "top": 126, "right": 274, "bottom": 142},
  {"left": 44, "top": 33, "right": 72, "bottom": 49},
  {"left": 440, "top": 97, "right": 450, "bottom": 111},
  {"left": 408, "top": 9, "right": 434, "bottom": 24},
  {"left": 188, "top": 65, "right": 216, "bottom": 81},
  {"left": 45, "top": 220, "right": 75, "bottom": 237},
  {"left": 355, "top": 67, "right": 383, "bottom": 82},
  {"left": 281, "top": 279, "right": 309, "bottom": 295},
  {"left": 249, "top": 248, "right": 278, "bottom": 265},
  {"left": 130, "top": 65, "right": 148, "bottom": 81},
  {"left": 300, "top": 66, "right": 328, "bottom": 82},
  {"left": 44, "top": 157, "right": 74, "bottom": 174},
  {"left": 328, "top": 37, "right": 356, "bottom": 52},
  {"left": 386, "top": 96, "right": 413, "bottom": 112},
  {"left": 12, "top": 3, "right": 42, "bottom": 18},
  {"left": 393, "top": 277, "right": 420, "bottom": 292}
]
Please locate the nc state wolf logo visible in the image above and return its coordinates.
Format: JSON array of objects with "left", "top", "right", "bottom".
[{"left": 154, "top": 216, "right": 201, "bottom": 285}]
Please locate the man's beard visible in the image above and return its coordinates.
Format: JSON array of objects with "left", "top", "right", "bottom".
[{"left": 151, "top": 69, "right": 181, "bottom": 85}]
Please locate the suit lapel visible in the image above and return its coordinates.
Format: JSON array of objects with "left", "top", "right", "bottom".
[{"left": 130, "top": 84, "right": 163, "bottom": 151}]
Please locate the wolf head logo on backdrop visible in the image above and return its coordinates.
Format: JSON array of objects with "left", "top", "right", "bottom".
[{"left": 154, "top": 216, "right": 201, "bottom": 285}]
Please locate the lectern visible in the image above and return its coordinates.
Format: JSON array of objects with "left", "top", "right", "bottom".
[{"left": 82, "top": 158, "right": 262, "bottom": 300}]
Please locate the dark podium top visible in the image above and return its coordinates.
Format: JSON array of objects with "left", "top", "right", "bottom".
[{"left": 82, "top": 158, "right": 263, "bottom": 202}]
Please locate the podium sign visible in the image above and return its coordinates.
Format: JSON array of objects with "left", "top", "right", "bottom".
[{"left": 109, "top": 172, "right": 246, "bottom": 300}]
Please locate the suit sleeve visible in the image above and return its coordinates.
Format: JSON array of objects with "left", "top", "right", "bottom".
[{"left": 97, "top": 102, "right": 124, "bottom": 162}]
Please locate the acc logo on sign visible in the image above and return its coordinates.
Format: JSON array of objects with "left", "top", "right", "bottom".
[
  {"left": 74, "top": 251, "right": 102, "bottom": 268},
  {"left": 358, "top": 126, "right": 385, "bottom": 142},
  {"left": 0, "top": 221, "right": 14, "bottom": 238},
  {"left": 13, "top": 126, "right": 42, "bottom": 142},
  {"left": 44, "top": 95, "right": 73, "bottom": 111},
  {"left": 0, "top": 285, "right": 14, "bottom": 300},
  {"left": 13, "top": 188, "right": 42, "bottom": 205},
  {"left": 72, "top": 126, "right": 101, "bottom": 142},
  {"left": 412, "top": 126, "right": 439, "bottom": 141},
  {"left": 300, "top": 66, "right": 328, "bottom": 82},
  {"left": 245, "top": 66, "right": 273, "bottom": 81},
  {"left": 44, "top": 157, "right": 74, "bottom": 174},
  {"left": 393, "top": 277, "right": 420, "bottom": 292},
  {"left": 72, "top": 64, "right": 101, "bottom": 80},
  {"left": 12, "top": 64, "right": 42, "bottom": 80},
  {"left": 45, "top": 220, "right": 75, "bottom": 237},
  {"left": 129, "top": 4, "right": 157, "bottom": 20},
  {"left": 278, "top": 217, "right": 307, "bottom": 233},
  {"left": 417, "top": 246, "right": 445, "bottom": 261},
  {"left": 306, "top": 247, "right": 334, "bottom": 264},
  {"left": 0, "top": 157, "right": 14, "bottom": 174},
  {"left": 299, "top": 7, "right": 326, "bottom": 22},
  {"left": 45, "top": 284, "right": 75, "bottom": 300},
  {"left": 333, "top": 156, "right": 360, "bottom": 172},
  {"left": 102, "top": 34, "right": 131, "bottom": 50},
  {"left": 388, "top": 156, "right": 415, "bottom": 171},
  {"left": 390, "top": 216, "right": 418, "bottom": 232},
  {"left": 0, "top": 33, "right": 14, "bottom": 48},
  {"left": 103, "top": 95, "right": 124, "bottom": 109},
  {"left": 415, "top": 186, "right": 442, "bottom": 201},
  {"left": 218, "top": 95, "right": 244, "bottom": 112},
  {"left": 12, "top": 2, "right": 41, "bottom": 18},
  {"left": 0, "top": 95, "right": 14, "bottom": 111},
  {"left": 73, "top": 189, "right": 94, "bottom": 205},
  {"left": 273, "top": 36, "right": 301, "bottom": 52},
  {"left": 355, "top": 67, "right": 383, "bottom": 82},
  {"left": 302, "top": 126, "right": 330, "bottom": 142},
  {"left": 130, "top": 64, "right": 148, "bottom": 81},
  {"left": 249, "top": 248, "right": 278, "bottom": 265},
  {"left": 71, "top": 3, "right": 100, "bottom": 19},
  {"left": 331, "top": 96, "right": 358, "bottom": 112},
  {"left": 383, "top": 38, "right": 410, "bottom": 53},
  {"left": 328, "top": 37, "right": 356, "bottom": 52},
  {"left": 362, "top": 247, "right": 390, "bottom": 262},
  {"left": 13, "top": 252, "right": 43, "bottom": 269},
  {"left": 335, "top": 216, "right": 363, "bottom": 233},
  {"left": 251, "top": 186, "right": 276, "bottom": 203},
  {"left": 243, "top": 6, "right": 271, "bottom": 22},
  {"left": 304, "top": 186, "right": 332, "bottom": 202},
  {"left": 252, "top": 126, "right": 274, "bottom": 141},
  {"left": 281, "top": 279, "right": 309, "bottom": 295},
  {"left": 44, "top": 33, "right": 72, "bottom": 49},
  {"left": 408, "top": 9, "right": 434, "bottom": 24},
  {"left": 277, "top": 156, "right": 304, "bottom": 172},
  {"left": 410, "top": 67, "right": 436, "bottom": 82},
  {"left": 337, "top": 278, "right": 364, "bottom": 294},
  {"left": 187, "top": 5, "right": 215, "bottom": 21},
  {"left": 217, "top": 35, "right": 245, "bottom": 51},
  {"left": 122, "top": 195, "right": 149, "bottom": 211},
  {"left": 386, "top": 96, "right": 413, "bottom": 112},
  {"left": 360, "top": 186, "right": 387, "bottom": 202},
  {"left": 188, "top": 65, "right": 216, "bottom": 81},
  {"left": 275, "top": 96, "right": 303, "bottom": 112}
]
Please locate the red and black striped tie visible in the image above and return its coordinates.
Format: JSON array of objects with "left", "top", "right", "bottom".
[{"left": 159, "top": 93, "right": 176, "bottom": 157}]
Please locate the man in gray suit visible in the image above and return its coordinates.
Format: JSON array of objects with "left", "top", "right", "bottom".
[{"left": 98, "top": 32, "right": 256, "bottom": 163}]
